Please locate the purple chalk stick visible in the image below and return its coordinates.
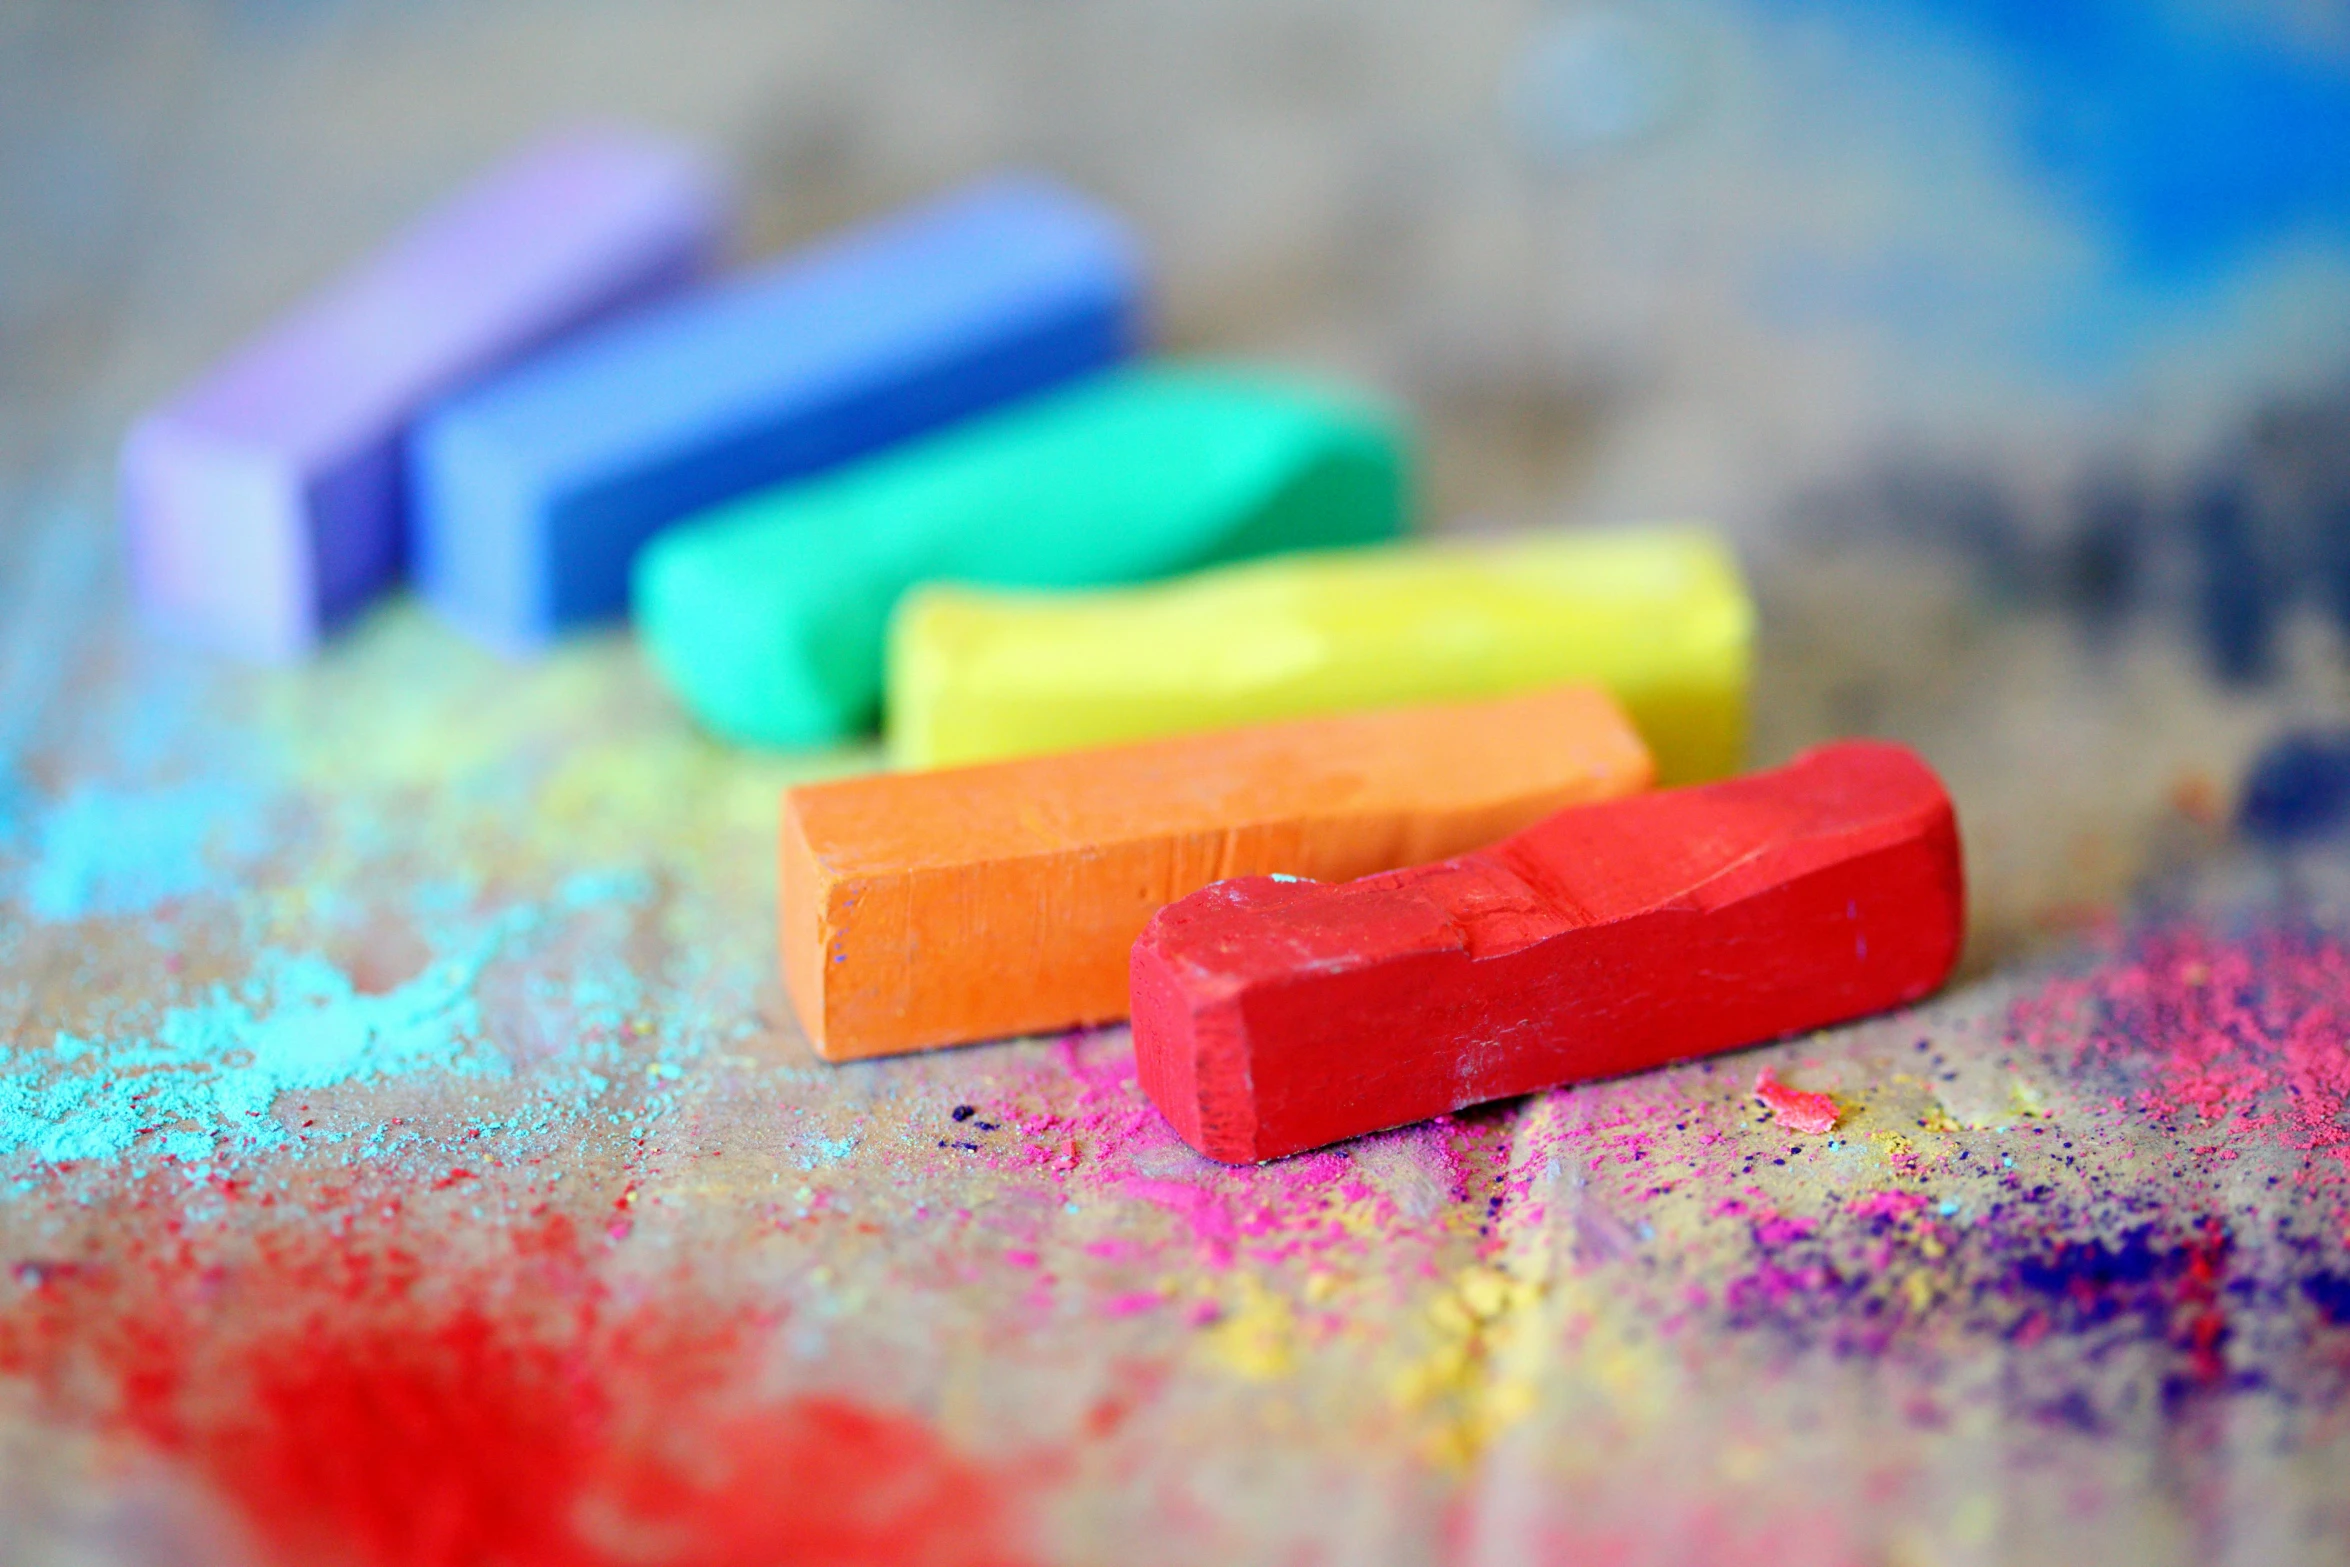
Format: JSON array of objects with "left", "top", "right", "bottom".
[{"left": 121, "top": 125, "right": 731, "bottom": 660}]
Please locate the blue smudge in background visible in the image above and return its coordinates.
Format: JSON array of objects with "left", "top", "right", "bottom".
[
  {"left": 2238, "top": 728, "right": 2350, "bottom": 846},
  {"left": 1754, "top": 0, "right": 2350, "bottom": 283}
]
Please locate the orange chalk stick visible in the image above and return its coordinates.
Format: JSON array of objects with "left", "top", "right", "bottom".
[{"left": 781, "top": 685, "right": 1653, "bottom": 1060}]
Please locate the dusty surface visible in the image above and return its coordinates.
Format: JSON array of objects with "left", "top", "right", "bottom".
[{"left": 6, "top": 5, "right": 2350, "bottom": 1564}]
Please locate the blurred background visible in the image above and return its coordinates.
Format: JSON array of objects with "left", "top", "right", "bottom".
[{"left": 6, "top": 0, "right": 2350, "bottom": 957}]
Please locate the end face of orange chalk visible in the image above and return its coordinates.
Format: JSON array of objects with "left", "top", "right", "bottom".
[{"left": 780, "top": 686, "right": 1653, "bottom": 1060}]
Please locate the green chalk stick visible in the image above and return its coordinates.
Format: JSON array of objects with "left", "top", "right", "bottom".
[{"left": 631, "top": 363, "right": 1410, "bottom": 746}]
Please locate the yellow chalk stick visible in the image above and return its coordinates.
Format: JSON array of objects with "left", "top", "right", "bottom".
[{"left": 886, "top": 526, "right": 1752, "bottom": 783}]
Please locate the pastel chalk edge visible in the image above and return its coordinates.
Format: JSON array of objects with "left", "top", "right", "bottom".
[{"left": 1131, "top": 740, "right": 1964, "bottom": 1163}]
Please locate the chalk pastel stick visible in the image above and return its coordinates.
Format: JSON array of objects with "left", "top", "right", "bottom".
[
  {"left": 412, "top": 175, "right": 1144, "bottom": 652},
  {"left": 1132, "top": 740, "right": 1962, "bottom": 1163},
  {"left": 887, "top": 527, "right": 1752, "bottom": 784},
  {"left": 635, "top": 365, "right": 1408, "bottom": 746},
  {"left": 120, "top": 126, "right": 730, "bottom": 660},
  {"left": 783, "top": 685, "right": 1652, "bottom": 1061}
]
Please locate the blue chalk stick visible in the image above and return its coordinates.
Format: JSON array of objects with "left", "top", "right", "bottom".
[{"left": 410, "top": 174, "right": 1145, "bottom": 651}]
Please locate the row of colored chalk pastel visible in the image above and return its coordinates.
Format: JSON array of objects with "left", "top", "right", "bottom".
[
  {"left": 120, "top": 122, "right": 1964, "bottom": 1174},
  {"left": 123, "top": 128, "right": 1149, "bottom": 660},
  {"left": 779, "top": 683, "right": 1967, "bottom": 1161},
  {"left": 121, "top": 121, "right": 1755, "bottom": 811},
  {"left": 130, "top": 124, "right": 1953, "bottom": 1165}
]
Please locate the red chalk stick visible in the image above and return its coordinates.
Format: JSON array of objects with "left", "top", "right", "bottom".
[{"left": 1131, "top": 740, "right": 1964, "bottom": 1163}]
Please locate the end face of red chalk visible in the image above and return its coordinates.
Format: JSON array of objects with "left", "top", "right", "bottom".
[{"left": 1131, "top": 740, "right": 1965, "bottom": 1163}]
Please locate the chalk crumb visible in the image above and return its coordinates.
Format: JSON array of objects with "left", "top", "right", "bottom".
[{"left": 1754, "top": 1066, "right": 1841, "bottom": 1134}]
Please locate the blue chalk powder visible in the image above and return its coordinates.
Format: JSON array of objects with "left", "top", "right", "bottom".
[
  {"left": 0, "top": 930, "right": 514, "bottom": 1169},
  {"left": 23, "top": 780, "right": 267, "bottom": 921}
]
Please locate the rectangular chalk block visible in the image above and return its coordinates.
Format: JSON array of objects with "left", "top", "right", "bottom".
[
  {"left": 887, "top": 526, "right": 1753, "bottom": 784},
  {"left": 783, "top": 685, "right": 1652, "bottom": 1061},
  {"left": 121, "top": 126, "right": 730, "bottom": 660},
  {"left": 412, "top": 173, "right": 1144, "bottom": 652},
  {"left": 635, "top": 364, "right": 1408, "bottom": 746},
  {"left": 1131, "top": 740, "right": 1964, "bottom": 1164}
]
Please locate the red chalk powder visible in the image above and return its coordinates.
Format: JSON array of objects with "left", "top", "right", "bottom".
[
  {"left": 1753, "top": 1067, "right": 1840, "bottom": 1134},
  {"left": 0, "top": 1178, "right": 1033, "bottom": 1567},
  {"left": 2012, "top": 919, "right": 2350, "bottom": 1199}
]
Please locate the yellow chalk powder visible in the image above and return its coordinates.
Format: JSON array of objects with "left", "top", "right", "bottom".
[
  {"left": 1390, "top": 1261, "right": 1546, "bottom": 1467},
  {"left": 1206, "top": 1277, "right": 1300, "bottom": 1380}
]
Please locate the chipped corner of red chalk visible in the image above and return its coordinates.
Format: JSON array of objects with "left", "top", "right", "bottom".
[{"left": 1754, "top": 1066, "right": 1843, "bottom": 1135}]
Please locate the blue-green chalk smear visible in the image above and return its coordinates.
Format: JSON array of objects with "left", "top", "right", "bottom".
[
  {"left": 0, "top": 866, "right": 683, "bottom": 1176},
  {"left": 0, "top": 929, "right": 511, "bottom": 1169},
  {"left": 798, "top": 1133, "right": 858, "bottom": 1170},
  {"left": 23, "top": 780, "right": 267, "bottom": 920}
]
